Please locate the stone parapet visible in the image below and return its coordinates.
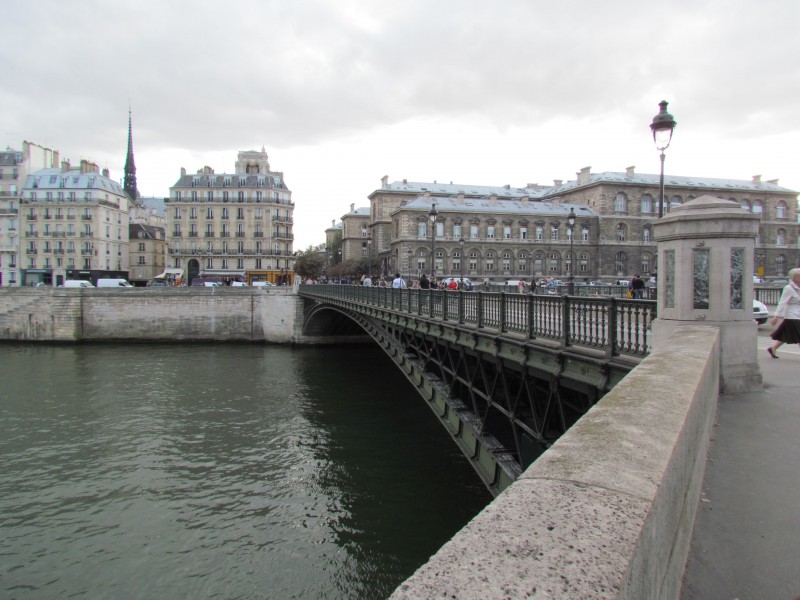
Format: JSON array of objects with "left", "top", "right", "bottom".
[{"left": 391, "top": 326, "right": 719, "bottom": 599}]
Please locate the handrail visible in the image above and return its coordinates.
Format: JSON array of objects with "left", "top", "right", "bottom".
[{"left": 299, "top": 284, "right": 657, "bottom": 358}]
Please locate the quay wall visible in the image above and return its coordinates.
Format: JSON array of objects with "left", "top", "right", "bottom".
[
  {"left": 392, "top": 326, "right": 720, "bottom": 600},
  {"left": 0, "top": 288, "right": 306, "bottom": 343}
]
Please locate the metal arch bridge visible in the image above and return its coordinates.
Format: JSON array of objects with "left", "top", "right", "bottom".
[{"left": 299, "top": 284, "right": 656, "bottom": 496}]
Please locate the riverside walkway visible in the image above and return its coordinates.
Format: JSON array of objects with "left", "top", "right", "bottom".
[{"left": 681, "top": 323, "right": 800, "bottom": 599}]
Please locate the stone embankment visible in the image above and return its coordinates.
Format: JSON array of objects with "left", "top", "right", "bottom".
[
  {"left": 391, "top": 327, "right": 720, "bottom": 600},
  {"left": 0, "top": 287, "right": 304, "bottom": 343}
]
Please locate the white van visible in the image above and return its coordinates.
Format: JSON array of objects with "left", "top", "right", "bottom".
[
  {"left": 230, "top": 281, "right": 248, "bottom": 287},
  {"left": 97, "top": 278, "right": 134, "bottom": 288},
  {"left": 63, "top": 280, "right": 95, "bottom": 288}
]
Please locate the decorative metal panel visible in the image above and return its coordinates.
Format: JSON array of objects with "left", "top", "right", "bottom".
[
  {"left": 693, "top": 249, "right": 710, "bottom": 309},
  {"left": 730, "top": 248, "right": 744, "bottom": 309},
  {"left": 665, "top": 250, "right": 675, "bottom": 309}
]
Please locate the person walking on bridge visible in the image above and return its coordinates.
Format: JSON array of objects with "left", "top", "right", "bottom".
[
  {"left": 391, "top": 273, "right": 407, "bottom": 289},
  {"left": 767, "top": 267, "right": 800, "bottom": 358}
]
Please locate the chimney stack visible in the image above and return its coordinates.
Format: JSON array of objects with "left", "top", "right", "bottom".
[{"left": 626, "top": 166, "right": 635, "bottom": 177}]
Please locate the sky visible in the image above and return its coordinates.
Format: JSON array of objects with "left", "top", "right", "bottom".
[{"left": 3, "top": 0, "right": 799, "bottom": 249}]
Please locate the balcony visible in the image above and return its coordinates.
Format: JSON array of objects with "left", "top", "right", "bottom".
[
  {"left": 26, "top": 214, "right": 37, "bottom": 220},
  {"left": 51, "top": 232, "right": 66, "bottom": 237},
  {"left": 273, "top": 232, "right": 294, "bottom": 240},
  {"left": 26, "top": 248, "right": 37, "bottom": 254},
  {"left": 80, "top": 232, "right": 93, "bottom": 238},
  {"left": 253, "top": 231, "right": 264, "bottom": 237},
  {"left": 25, "top": 232, "right": 38, "bottom": 238},
  {"left": 81, "top": 215, "right": 92, "bottom": 221},
  {"left": 205, "top": 232, "right": 215, "bottom": 237},
  {"left": 272, "top": 215, "right": 294, "bottom": 223},
  {"left": 0, "top": 208, "right": 18, "bottom": 215}
]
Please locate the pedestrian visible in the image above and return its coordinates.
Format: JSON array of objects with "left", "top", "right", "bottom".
[
  {"left": 391, "top": 273, "right": 407, "bottom": 288},
  {"left": 631, "top": 274, "right": 646, "bottom": 299},
  {"left": 517, "top": 279, "right": 525, "bottom": 294},
  {"left": 419, "top": 274, "right": 430, "bottom": 289},
  {"left": 767, "top": 268, "right": 800, "bottom": 358},
  {"left": 363, "top": 274, "right": 372, "bottom": 286}
]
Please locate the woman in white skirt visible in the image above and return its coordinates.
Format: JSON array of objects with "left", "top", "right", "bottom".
[{"left": 767, "top": 267, "right": 800, "bottom": 358}]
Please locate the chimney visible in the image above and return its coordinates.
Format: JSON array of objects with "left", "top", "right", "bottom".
[
  {"left": 181, "top": 167, "right": 187, "bottom": 177},
  {"left": 102, "top": 168, "right": 110, "bottom": 178},
  {"left": 332, "top": 219, "right": 335, "bottom": 227},
  {"left": 350, "top": 203, "right": 355, "bottom": 213},
  {"left": 626, "top": 166, "right": 635, "bottom": 177},
  {"left": 61, "top": 160, "right": 70, "bottom": 172},
  {"left": 381, "top": 175, "right": 388, "bottom": 188},
  {"left": 403, "top": 178, "right": 407, "bottom": 184},
  {"left": 423, "top": 192, "right": 431, "bottom": 202},
  {"left": 752, "top": 174, "right": 761, "bottom": 183},
  {"left": 577, "top": 166, "right": 591, "bottom": 185},
  {"left": 457, "top": 193, "right": 465, "bottom": 204},
  {"left": 553, "top": 179, "right": 562, "bottom": 187}
]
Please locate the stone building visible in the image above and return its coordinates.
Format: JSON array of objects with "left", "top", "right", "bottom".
[
  {"left": 19, "top": 160, "right": 131, "bottom": 286},
  {"left": 360, "top": 167, "right": 798, "bottom": 282},
  {"left": 339, "top": 203, "right": 371, "bottom": 265},
  {"left": 165, "top": 148, "right": 294, "bottom": 284},
  {"left": 128, "top": 223, "right": 167, "bottom": 286},
  {"left": 0, "top": 142, "right": 61, "bottom": 286}
]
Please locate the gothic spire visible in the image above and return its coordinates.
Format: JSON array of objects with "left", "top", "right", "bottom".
[{"left": 123, "top": 107, "right": 140, "bottom": 201}]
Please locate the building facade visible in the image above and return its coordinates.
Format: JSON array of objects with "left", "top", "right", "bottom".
[
  {"left": 128, "top": 223, "right": 166, "bottom": 285},
  {"left": 165, "top": 149, "right": 294, "bottom": 284},
  {"left": 19, "top": 160, "right": 131, "bottom": 286},
  {"left": 362, "top": 167, "right": 798, "bottom": 282},
  {"left": 0, "top": 142, "right": 61, "bottom": 286}
]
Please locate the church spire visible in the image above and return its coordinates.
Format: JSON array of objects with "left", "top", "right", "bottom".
[{"left": 123, "top": 107, "right": 140, "bottom": 201}]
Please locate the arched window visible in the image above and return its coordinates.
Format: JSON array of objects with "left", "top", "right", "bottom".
[
  {"left": 641, "top": 253, "right": 651, "bottom": 274},
  {"left": 615, "top": 192, "right": 628, "bottom": 213},
  {"left": 752, "top": 200, "right": 763, "bottom": 216},
  {"left": 640, "top": 194, "right": 653, "bottom": 214},
  {"left": 643, "top": 226, "right": 652, "bottom": 243},
  {"left": 669, "top": 195, "right": 682, "bottom": 210},
  {"left": 776, "top": 202, "right": 788, "bottom": 219},
  {"left": 615, "top": 252, "right": 627, "bottom": 274},
  {"left": 615, "top": 223, "right": 627, "bottom": 242},
  {"left": 777, "top": 229, "right": 786, "bottom": 245},
  {"left": 740, "top": 199, "right": 751, "bottom": 212}
]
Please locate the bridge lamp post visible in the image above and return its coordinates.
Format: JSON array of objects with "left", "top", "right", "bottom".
[
  {"left": 649, "top": 100, "right": 677, "bottom": 218},
  {"left": 459, "top": 237, "right": 465, "bottom": 289},
  {"left": 429, "top": 203, "right": 438, "bottom": 280},
  {"left": 567, "top": 207, "right": 576, "bottom": 295},
  {"left": 367, "top": 237, "right": 372, "bottom": 276}
]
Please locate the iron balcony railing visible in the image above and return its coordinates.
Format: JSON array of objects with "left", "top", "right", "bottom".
[{"left": 299, "top": 285, "right": 656, "bottom": 358}]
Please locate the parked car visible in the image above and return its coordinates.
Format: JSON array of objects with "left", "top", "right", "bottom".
[
  {"left": 147, "top": 280, "right": 168, "bottom": 287},
  {"left": 753, "top": 299, "right": 769, "bottom": 325}
]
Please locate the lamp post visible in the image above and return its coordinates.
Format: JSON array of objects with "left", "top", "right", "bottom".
[
  {"left": 567, "top": 207, "right": 576, "bottom": 295},
  {"left": 649, "top": 100, "right": 677, "bottom": 218},
  {"left": 429, "top": 203, "right": 438, "bottom": 280},
  {"left": 367, "top": 237, "right": 372, "bottom": 277},
  {"left": 459, "top": 237, "right": 465, "bottom": 289}
]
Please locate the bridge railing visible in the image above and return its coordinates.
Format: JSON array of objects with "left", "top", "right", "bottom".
[{"left": 300, "top": 285, "right": 657, "bottom": 358}]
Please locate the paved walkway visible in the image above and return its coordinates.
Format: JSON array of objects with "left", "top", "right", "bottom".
[{"left": 681, "top": 325, "right": 800, "bottom": 600}]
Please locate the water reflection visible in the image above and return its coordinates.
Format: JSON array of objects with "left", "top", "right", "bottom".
[{"left": 0, "top": 344, "right": 489, "bottom": 599}]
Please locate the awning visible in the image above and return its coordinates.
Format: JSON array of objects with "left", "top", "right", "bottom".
[
  {"left": 155, "top": 268, "right": 184, "bottom": 279},
  {"left": 200, "top": 270, "right": 245, "bottom": 277}
]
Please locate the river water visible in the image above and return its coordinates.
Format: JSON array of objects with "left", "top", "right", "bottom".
[{"left": 0, "top": 343, "right": 490, "bottom": 600}]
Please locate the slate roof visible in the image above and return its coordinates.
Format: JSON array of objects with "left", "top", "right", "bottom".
[
  {"left": 25, "top": 168, "right": 126, "bottom": 196},
  {"left": 400, "top": 195, "right": 598, "bottom": 218}
]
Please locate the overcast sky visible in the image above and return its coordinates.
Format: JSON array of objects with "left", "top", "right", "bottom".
[{"left": 4, "top": 0, "right": 798, "bottom": 249}]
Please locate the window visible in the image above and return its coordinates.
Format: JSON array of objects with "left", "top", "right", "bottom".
[
  {"left": 453, "top": 224, "right": 462, "bottom": 238},
  {"left": 470, "top": 225, "right": 478, "bottom": 239},
  {"left": 418, "top": 222, "right": 427, "bottom": 237},
  {"left": 503, "top": 226, "right": 511, "bottom": 239},
  {"left": 670, "top": 195, "right": 682, "bottom": 210},
  {"left": 776, "top": 254, "right": 786, "bottom": 276},
  {"left": 752, "top": 200, "right": 763, "bottom": 215},
  {"left": 777, "top": 229, "right": 786, "bottom": 245},
  {"left": 641, "top": 253, "right": 650, "bottom": 274},
  {"left": 640, "top": 194, "right": 653, "bottom": 214},
  {"left": 237, "top": 208, "right": 245, "bottom": 220},
  {"left": 643, "top": 226, "right": 652, "bottom": 243},
  {"left": 173, "top": 207, "right": 181, "bottom": 219},
  {"left": 535, "top": 225, "right": 543, "bottom": 241},
  {"left": 616, "top": 224, "right": 627, "bottom": 242},
  {"left": 550, "top": 225, "right": 559, "bottom": 241},
  {"left": 487, "top": 226, "right": 495, "bottom": 239},
  {"left": 615, "top": 251, "right": 627, "bottom": 273},
  {"left": 581, "top": 225, "right": 589, "bottom": 242},
  {"left": 206, "top": 207, "right": 214, "bottom": 219},
  {"left": 190, "top": 207, "right": 197, "bottom": 219},
  {"left": 138, "top": 242, "right": 145, "bottom": 252},
  {"left": 519, "top": 227, "right": 527, "bottom": 240},
  {"left": 206, "top": 258, "right": 213, "bottom": 268},
  {"left": 776, "top": 202, "right": 788, "bottom": 219},
  {"left": 138, "top": 256, "right": 146, "bottom": 265},
  {"left": 436, "top": 222, "right": 444, "bottom": 237},
  {"left": 740, "top": 199, "right": 751, "bottom": 212},
  {"left": 614, "top": 192, "right": 628, "bottom": 212},
  {"left": 222, "top": 208, "right": 229, "bottom": 219}
]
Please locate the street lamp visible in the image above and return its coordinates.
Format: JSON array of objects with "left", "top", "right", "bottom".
[
  {"left": 337, "top": 247, "right": 342, "bottom": 264},
  {"left": 459, "top": 237, "right": 465, "bottom": 289},
  {"left": 649, "top": 100, "right": 677, "bottom": 218},
  {"left": 367, "top": 237, "right": 372, "bottom": 276},
  {"left": 429, "top": 203, "right": 438, "bottom": 280},
  {"left": 567, "top": 207, "right": 576, "bottom": 295}
]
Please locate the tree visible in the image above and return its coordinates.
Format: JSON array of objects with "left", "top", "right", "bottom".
[{"left": 293, "top": 245, "right": 328, "bottom": 280}]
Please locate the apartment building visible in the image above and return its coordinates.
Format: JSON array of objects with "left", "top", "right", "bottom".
[
  {"left": 165, "top": 149, "right": 294, "bottom": 284},
  {"left": 19, "top": 160, "right": 131, "bottom": 286}
]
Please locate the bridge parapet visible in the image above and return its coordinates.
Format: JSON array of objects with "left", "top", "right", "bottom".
[{"left": 299, "top": 285, "right": 656, "bottom": 359}]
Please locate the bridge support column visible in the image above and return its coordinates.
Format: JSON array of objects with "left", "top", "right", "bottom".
[{"left": 652, "top": 195, "right": 762, "bottom": 393}]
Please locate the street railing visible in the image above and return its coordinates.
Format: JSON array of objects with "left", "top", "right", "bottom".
[{"left": 299, "top": 285, "right": 657, "bottom": 358}]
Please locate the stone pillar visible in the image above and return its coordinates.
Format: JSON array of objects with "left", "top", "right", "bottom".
[{"left": 652, "top": 196, "right": 761, "bottom": 393}]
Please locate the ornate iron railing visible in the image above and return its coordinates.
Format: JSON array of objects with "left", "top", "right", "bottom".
[{"left": 299, "top": 285, "right": 657, "bottom": 358}]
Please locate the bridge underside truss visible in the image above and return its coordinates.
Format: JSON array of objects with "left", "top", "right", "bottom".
[{"left": 303, "top": 301, "right": 635, "bottom": 496}]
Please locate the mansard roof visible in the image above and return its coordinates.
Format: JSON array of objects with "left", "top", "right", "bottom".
[
  {"left": 550, "top": 171, "right": 796, "bottom": 195},
  {"left": 24, "top": 167, "right": 126, "bottom": 196},
  {"left": 171, "top": 172, "right": 289, "bottom": 190},
  {"left": 373, "top": 180, "right": 550, "bottom": 199},
  {"left": 400, "top": 194, "right": 598, "bottom": 219}
]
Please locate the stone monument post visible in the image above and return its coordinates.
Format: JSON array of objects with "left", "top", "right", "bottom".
[{"left": 652, "top": 196, "right": 761, "bottom": 393}]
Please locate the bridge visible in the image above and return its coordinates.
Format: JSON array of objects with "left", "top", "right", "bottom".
[{"left": 299, "top": 284, "right": 656, "bottom": 495}]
